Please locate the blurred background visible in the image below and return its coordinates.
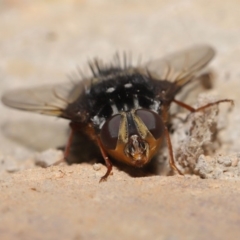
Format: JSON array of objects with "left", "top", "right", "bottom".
[{"left": 0, "top": 0, "right": 240, "bottom": 161}]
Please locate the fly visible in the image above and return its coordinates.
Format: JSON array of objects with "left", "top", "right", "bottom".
[{"left": 1, "top": 45, "right": 233, "bottom": 182}]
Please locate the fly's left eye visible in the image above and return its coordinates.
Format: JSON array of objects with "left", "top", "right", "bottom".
[
  {"left": 100, "top": 114, "right": 121, "bottom": 150},
  {"left": 135, "top": 109, "right": 164, "bottom": 139}
]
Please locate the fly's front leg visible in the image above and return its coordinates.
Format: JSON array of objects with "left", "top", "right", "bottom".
[
  {"left": 164, "top": 125, "right": 183, "bottom": 175},
  {"left": 96, "top": 138, "right": 113, "bottom": 182},
  {"left": 160, "top": 106, "right": 183, "bottom": 175}
]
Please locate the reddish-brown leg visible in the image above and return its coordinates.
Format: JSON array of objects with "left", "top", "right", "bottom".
[
  {"left": 96, "top": 138, "right": 113, "bottom": 182},
  {"left": 52, "top": 122, "right": 76, "bottom": 166},
  {"left": 63, "top": 126, "right": 74, "bottom": 160},
  {"left": 173, "top": 99, "right": 234, "bottom": 113},
  {"left": 164, "top": 126, "right": 183, "bottom": 175}
]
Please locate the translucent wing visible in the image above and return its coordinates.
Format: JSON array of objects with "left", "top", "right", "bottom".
[
  {"left": 144, "top": 45, "right": 215, "bottom": 86},
  {"left": 2, "top": 45, "right": 215, "bottom": 117},
  {"left": 2, "top": 81, "right": 87, "bottom": 117}
]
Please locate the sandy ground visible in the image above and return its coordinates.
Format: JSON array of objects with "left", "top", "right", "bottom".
[{"left": 1, "top": 0, "right": 240, "bottom": 239}]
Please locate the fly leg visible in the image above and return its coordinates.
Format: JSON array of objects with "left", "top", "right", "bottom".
[
  {"left": 164, "top": 125, "right": 183, "bottom": 175},
  {"left": 63, "top": 122, "right": 77, "bottom": 161},
  {"left": 173, "top": 99, "right": 234, "bottom": 113},
  {"left": 51, "top": 122, "right": 77, "bottom": 166},
  {"left": 96, "top": 138, "right": 113, "bottom": 182}
]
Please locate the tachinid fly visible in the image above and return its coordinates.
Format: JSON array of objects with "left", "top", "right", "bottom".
[{"left": 2, "top": 45, "right": 233, "bottom": 182}]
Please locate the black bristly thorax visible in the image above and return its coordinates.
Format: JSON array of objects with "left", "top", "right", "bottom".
[{"left": 86, "top": 69, "right": 158, "bottom": 129}]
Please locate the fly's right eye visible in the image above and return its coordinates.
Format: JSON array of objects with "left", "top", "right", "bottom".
[
  {"left": 100, "top": 114, "right": 121, "bottom": 150},
  {"left": 135, "top": 109, "right": 164, "bottom": 140}
]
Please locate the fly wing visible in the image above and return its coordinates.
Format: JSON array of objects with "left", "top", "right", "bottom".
[
  {"left": 144, "top": 45, "right": 215, "bottom": 87},
  {"left": 2, "top": 80, "right": 87, "bottom": 118}
]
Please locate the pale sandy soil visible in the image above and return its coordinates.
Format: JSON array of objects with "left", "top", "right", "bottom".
[{"left": 0, "top": 1, "right": 240, "bottom": 239}]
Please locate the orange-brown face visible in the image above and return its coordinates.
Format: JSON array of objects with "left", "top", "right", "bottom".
[{"left": 100, "top": 109, "right": 164, "bottom": 167}]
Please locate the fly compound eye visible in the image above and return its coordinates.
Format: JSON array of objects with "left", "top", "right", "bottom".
[
  {"left": 135, "top": 109, "right": 164, "bottom": 139},
  {"left": 100, "top": 114, "right": 121, "bottom": 150}
]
